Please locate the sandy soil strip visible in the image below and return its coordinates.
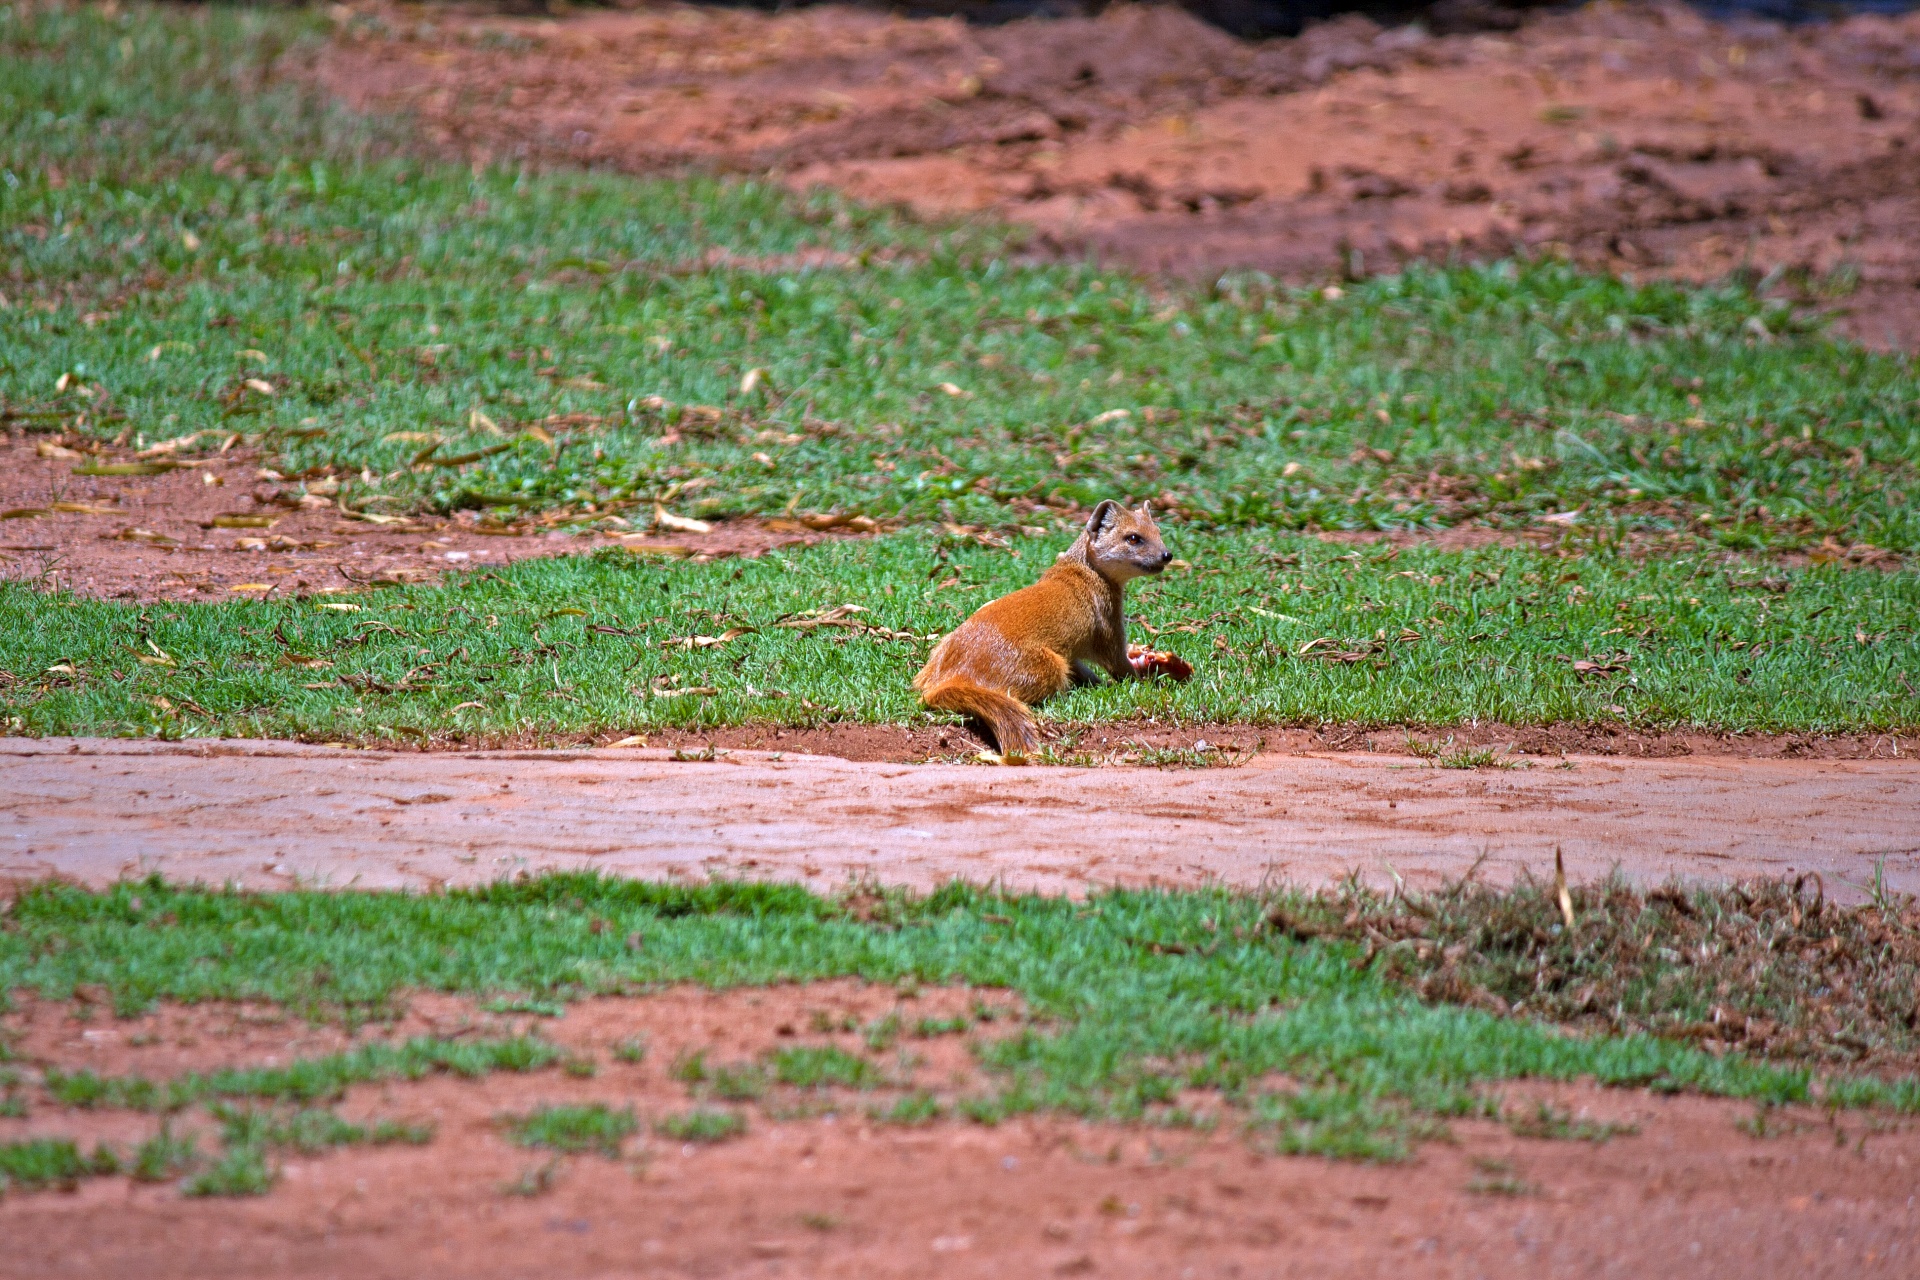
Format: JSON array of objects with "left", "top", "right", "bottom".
[{"left": 4, "top": 737, "right": 1914, "bottom": 897}]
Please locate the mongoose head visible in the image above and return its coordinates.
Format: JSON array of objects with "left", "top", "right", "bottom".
[{"left": 1081, "top": 499, "right": 1173, "bottom": 583}]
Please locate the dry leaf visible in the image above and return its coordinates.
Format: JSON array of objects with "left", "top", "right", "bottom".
[
  {"left": 181, "top": 230, "right": 201, "bottom": 251},
  {"left": 111, "top": 527, "right": 177, "bottom": 544},
  {"left": 607, "top": 735, "right": 649, "bottom": 748},
  {"left": 654, "top": 506, "right": 712, "bottom": 534},
  {"left": 243, "top": 378, "right": 274, "bottom": 395},
  {"left": 316, "top": 602, "right": 362, "bottom": 612},
  {"left": 382, "top": 431, "right": 442, "bottom": 445},
  {"left": 935, "top": 382, "right": 970, "bottom": 398},
  {"left": 469, "top": 410, "right": 502, "bottom": 436},
  {"left": 209, "top": 515, "right": 277, "bottom": 529},
  {"left": 660, "top": 627, "right": 754, "bottom": 650},
  {"left": 650, "top": 685, "right": 718, "bottom": 699},
  {"left": 1, "top": 507, "right": 48, "bottom": 520},
  {"left": 229, "top": 583, "right": 271, "bottom": 592},
  {"left": 136, "top": 430, "right": 215, "bottom": 458},
  {"left": 739, "top": 367, "right": 768, "bottom": 395},
  {"left": 620, "top": 543, "right": 696, "bottom": 559},
  {"left": 51, "top": 502, "right": 124, "bottom": 515},
  {"left": 797, "top": 512, "right": 882, "bottom": 533},
  {"left": 36, "top": 440, "right": 83, "bottom": 459}
]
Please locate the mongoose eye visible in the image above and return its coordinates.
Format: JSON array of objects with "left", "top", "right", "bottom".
[{"left": 1125, "top": 533, "right": 1142, "bottom": 544}]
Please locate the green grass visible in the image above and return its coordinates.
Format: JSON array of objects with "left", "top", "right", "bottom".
[
  {"left": 655, "top": 1108, "right": 747, "bottom": 1143},
  {"left": 769, "top": 1044, "right": 880, "bottom": 1090},
  {"left": 41, "top": 1035, "right": 561, "bottom": 1111},
  {"left": 4, "top": 3, "right": 1917, "bottom": 557},
  {"left": 4, "top": 533, "right": 1916, "bottom": 739},
  {"left": 212, "top": 1101, "right": 433, "bottom": 1154},
  {"left": 0, "top": 1137, "right": 118, "bottom": 1192},
  {"left": 6, "top": 874, "right": 1919, "bottom": 1164},
  {"left": 504, "top": 1102, "right": 635, "bottom": 1157},
  {"left": 129, "top": 1124, "right": 199, "bottom": 1182},
  {"left": 183, "top": 1143, "right": 274, "bottom": 1197}
]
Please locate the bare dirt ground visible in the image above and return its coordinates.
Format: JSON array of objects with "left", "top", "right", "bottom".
[
  {"left": 3, "top": 985, "right": 1918, "bottom": 1278},
  {"left": 317, "top": 1, "right": 1920, "bottom": 350},
  {"left": 6, "top": 736, "right": 1916, "bottom": 899},
  {"left": 0, "top": 435, "right": 853, "bottom": 602}
]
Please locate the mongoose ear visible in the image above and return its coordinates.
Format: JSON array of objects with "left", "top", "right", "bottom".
[
  {"left": 1138, "top": 500, "right": 1154, "bottom": 519},
  {"left": 1085, "top": 499, "right": 1119, "bottom": 537}
]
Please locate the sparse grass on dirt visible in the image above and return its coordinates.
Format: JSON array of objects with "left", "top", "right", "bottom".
[
  {"left": 654, "top": 1108, "right": 747, "bottom": 1144},
  {"left": 5, "top": 3, "right": 1919, "bottom": 559},
  {"left": 504, "top": 1102, "right": 635, "bottom": 1157},
  {"left": 4, "top": 532, "right": 1917, "bottom": 740},
  {"left": 4, "top": 874, "right": 1919, "bottom": 1173},
  {"left": 40, "top": 1035, "right": 562, "bottom": 1110}
]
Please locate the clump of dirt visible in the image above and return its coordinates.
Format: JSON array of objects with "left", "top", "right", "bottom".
[
  {"left": 1279, "top": 872, "right": 1920, "bottom": 1073},
  {"left": 0, "top": 434, "right": 856, "bottom": 603},
  {"left": 316, "top": 2, "right": 1920, "bottom": 349}
]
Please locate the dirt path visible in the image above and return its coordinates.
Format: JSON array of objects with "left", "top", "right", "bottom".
[
  {"left": 6, "top": 736, "right": 1915, "bottom": 897},
  {"left": 318, "top": 2, "right": 1920, "bottom": 349}
]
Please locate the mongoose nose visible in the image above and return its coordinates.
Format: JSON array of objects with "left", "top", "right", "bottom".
[{"left": 1159, "top": 549, "right": 1173, "bottom": 564}]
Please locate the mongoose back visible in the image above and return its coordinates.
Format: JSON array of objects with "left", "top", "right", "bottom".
[{"left": 913, "top": 499, "right": 1173, "bottom": 760}]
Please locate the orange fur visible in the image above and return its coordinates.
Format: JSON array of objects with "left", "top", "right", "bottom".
[{"left": 914, "top": 500, "right": 1172, "bottom": 760}]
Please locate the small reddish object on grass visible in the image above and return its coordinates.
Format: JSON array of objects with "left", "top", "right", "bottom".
[{"left": 1127, "top": 644, "right": 1193, "bottom": 681}]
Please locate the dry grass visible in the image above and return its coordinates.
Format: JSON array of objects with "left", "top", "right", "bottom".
[{"left": 1273, "top": 871, "right": 1920, "bottom": 1073}]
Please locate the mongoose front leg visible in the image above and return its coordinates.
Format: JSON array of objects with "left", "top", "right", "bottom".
[{"left": 1069, "top": 659, "right": 1105, "bottom": 687}]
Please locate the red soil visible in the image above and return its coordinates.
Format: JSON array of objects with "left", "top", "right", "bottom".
[
  {"left": 3, "top": 987, "right": 1917, "bottom": 1278},
  {"left": 0, "top": 435, "right": 856, "bottom": 603}
]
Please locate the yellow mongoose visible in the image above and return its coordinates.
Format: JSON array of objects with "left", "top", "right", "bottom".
[{"left": 913, "top": 499, "right": 1173, "bottom": 760}]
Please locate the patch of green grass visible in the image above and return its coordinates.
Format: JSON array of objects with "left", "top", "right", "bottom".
[
  {"left": 1252, "top": 1087, "right": 1455, "bottom": 1162},
  {"left": 129, "top": 1124, "right": 200, "bottom": 1182},
  {"left": 671, "top": 1049, "right": 766, "bottom": 1100},
  {"left": 5, "top": 4, "right": 1918, "bottom": 560},
  {"left": 654, "top": 1108, "right": 747, "bottom": 1144},
  {"left": 0, "top": 1137, "right": 118, "bottom": 1193},
  {"left": 212, "top": 1102, "right": 433, "bottom": 1155},
  {"left": 769, "top": 1044, "right": 880, "bottom": 1090},
  {"left": 183, "top": 1143, "right": 275, "bottom": 1198},
  {"left": 871, "top": 1091, "right": 944, "bottom": 1126},
  {"left": 4, "top": 534, "right": 1916, "bottom": 740},
  {"left": 7, "top": 874, "right": 1917, "bottom": 1164},
  {"left": 504, "top": 1103, "right": 635, "bottom": 1157},
  {"left": 0, "top": 1096, "right": 24, "bottom": 1119},
  {"left": 44, "top": 1036, "right": 560, "bottom": 1112},
  {"left": 611, "top": 1036, "right": 648, "bottom": 1064}
]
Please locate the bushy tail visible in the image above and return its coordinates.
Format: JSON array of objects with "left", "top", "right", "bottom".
[{"left": 920, "top": 677, "right": 1040, "bottom": 761}]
